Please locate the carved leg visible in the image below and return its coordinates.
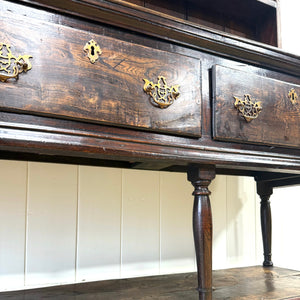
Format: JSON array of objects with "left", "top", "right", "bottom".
[
  {"left": 256, "top": 182, "right": 273, "bottom": 267},
  {"left": 188, "top": 165, "right": 216, "bottom": 299}
]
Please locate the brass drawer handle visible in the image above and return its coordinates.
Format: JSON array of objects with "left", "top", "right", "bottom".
[
  {"left": 143, "top": 76, "right": 180, "bottom": 109},
  {"left": 0, "top": 43, "right": 32, "bottom": 82},
  {"left": 234, "top": 94, "right": 262, "bottom": 122}
]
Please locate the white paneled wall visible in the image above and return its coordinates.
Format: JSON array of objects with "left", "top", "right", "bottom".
[
  {"left": 280, "top": 0, "right": 300, "bottom": 55},
  {"left": 272, "top": 186, "right": 300, "bottom": 271},
  {"left": 0, "top": 161, "right": 27, "bottom": 291},
  {"left": 121, "top": 169, "right": 160, "bottom": 278},
  {"left": 0, "top": 160, "right": 263, "bottom": 291},
  {"left": 26, "top": 163, "right": 78, "bottom": 287},
  {"left": 77, "top": 166, "right": 122, "bottom": 282},
  {"left": 160, "top": 172, "right": 195, "bottom": 274},
  {"left": 225, "top": 177, "right": 258, "bottom": 268}
]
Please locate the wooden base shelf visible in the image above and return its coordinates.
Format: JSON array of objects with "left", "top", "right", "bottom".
[{"left": 1, "top": 266, "right": 299, "bottom": 299}]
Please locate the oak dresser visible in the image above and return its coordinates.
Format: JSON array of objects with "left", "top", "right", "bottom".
[{"left": 1, "top": 0, "right": 300, "bottom": 299}]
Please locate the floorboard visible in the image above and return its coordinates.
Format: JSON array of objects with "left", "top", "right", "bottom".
[{"left": 0, "top": 266, "right": 299, "bottom": 299}]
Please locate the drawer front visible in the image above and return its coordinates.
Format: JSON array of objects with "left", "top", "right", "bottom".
[
  {"left": 0, "top": 8, "right": 201, "bottom": 137},
  {"left": 213, "top": 65, "right": 300, "bottom": 148}
]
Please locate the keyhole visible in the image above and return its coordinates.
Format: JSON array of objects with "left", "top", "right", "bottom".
[
  {"left": 84, "top": 40, "right": 101, "bottom": 63},
  {"left": 292, "top": 93, "right": 295, "bottom": 100}
]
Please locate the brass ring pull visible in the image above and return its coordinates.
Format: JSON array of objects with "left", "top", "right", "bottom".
[
  {"left": 0, "top": 43, "right": 32, "bottom": 82},
  {"left": 143, "top": 76, "right": 180, "bottom": 109},
  {"left": 234, "top": 94, "right": 262, "bottom": 122}
]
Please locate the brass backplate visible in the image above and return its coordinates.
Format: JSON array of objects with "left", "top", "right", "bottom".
[
  {"left": 0, "top": 43, "right": 32, "bottom": 82},
  {"left": 143, "top": 76, "right": 180, "bottom": 109},
  {"left": 234, "top": 94, "right": 262, "bottom": 122}
]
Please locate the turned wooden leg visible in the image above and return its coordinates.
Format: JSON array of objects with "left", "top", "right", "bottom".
[
  {"left": 256, "top": 182, "right": 273, "bottom": 267},
  {"left": 188, "top": 165, "right": 216, "bottom": 299}
]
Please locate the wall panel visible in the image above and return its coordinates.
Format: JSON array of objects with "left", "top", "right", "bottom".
[
  {"left": 160, "top": 172, "right": 195, "bottom": 274},
  {"left": 77, "top": 166, "right": 122, "bottom": 282},
  {"left": 210, "top": 175, "right": 228, "bottom": 270},
  {"left": 121, "top": 169, "right": 160, "bottom": 278},
  {"left": 226, "top": 176, "right": 257, "bottom": 268},
  {"left": 0, "top": 161, "right": 27, "bottom": 291},
  {"left": 272, "top": 185, "right": 300, "bottom": 271},
  {"left": 25, "top": 162, "right": 78, "bottom": 286}
]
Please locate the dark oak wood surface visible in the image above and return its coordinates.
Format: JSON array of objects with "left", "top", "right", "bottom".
[
  {"left": 0, "top": 266, "right": 299, "bottom": 299},
  {"left": 125, "top": 0, "right": 278, "bottom": 46},
  {"left": 188, "top": 165, "right": 216, "bottom": 297},
  {"left": 213, "top": 65, "right": 300, "bottom": 148},
  {"left": 1, "top": 0, "right": 300, "bottom": 173},
  {"left": 1, "top": 8, "right": 201, "bottom": 137},
  {"left": 14, "top": 0, "right": 299, "bottom": 77}
]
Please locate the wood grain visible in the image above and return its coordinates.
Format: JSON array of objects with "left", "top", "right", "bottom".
[
  {"left": 188, "top": 165, "right": 216, "bottom": 299},
  {"left": 0, "top": 266, "right": 299, "bottom": 299},
  {"left": 11, "top": 0, "right": 299, "bottom": 78},
  {"left": 0, "top": 10, "right": 201, "bottom": 137},
  {"left": 213, "top": 65, "right": 300, "bottom": 148},
  {"left": 95, "top": 0, "right": 278, "bottom": 46}
]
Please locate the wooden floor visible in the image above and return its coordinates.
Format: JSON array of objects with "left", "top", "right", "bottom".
[{"left": 0, "top": 266, "right": 299, "bottom": 299}]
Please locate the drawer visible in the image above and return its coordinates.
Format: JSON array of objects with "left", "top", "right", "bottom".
[
  {"left": 213, "top": 65, "right": 300, "bottom": 148},
  {"left": 0, "top": 6, "right": 201, "bottom": 137}
]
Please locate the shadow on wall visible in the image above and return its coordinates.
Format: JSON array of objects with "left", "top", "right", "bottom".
[{"left": 210, "top": 175, "right": 258, "bottom": 270}]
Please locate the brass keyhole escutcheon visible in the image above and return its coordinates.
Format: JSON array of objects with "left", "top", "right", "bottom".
[
  {"left": 288, "top": 88, "right": 298, "bottom": 105},
  {"left": 84, "top": 39, "right": 102, "bottom": 64}
]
